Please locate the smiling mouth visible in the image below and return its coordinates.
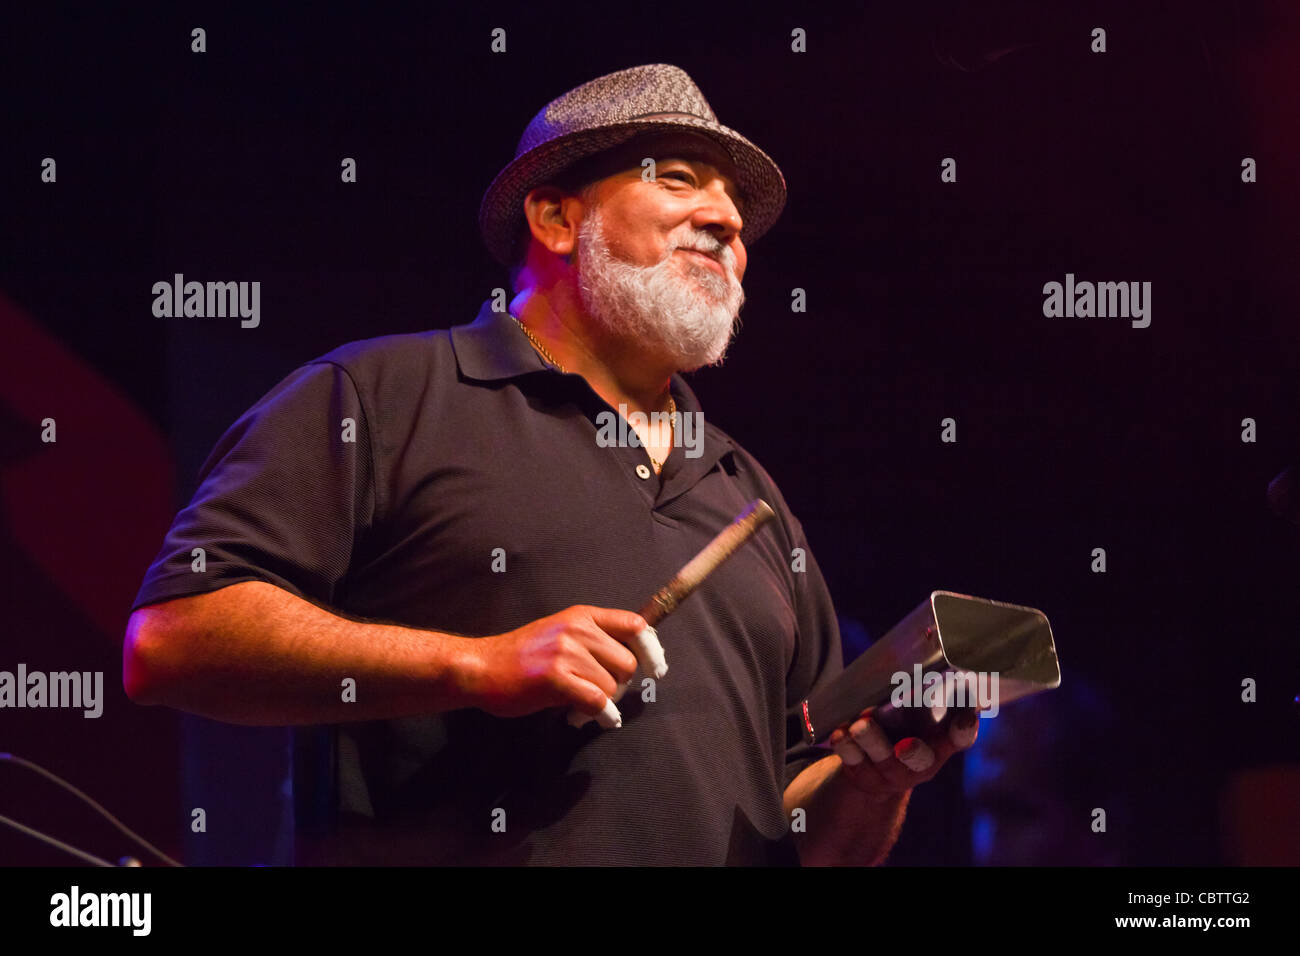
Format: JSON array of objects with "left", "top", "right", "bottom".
[{"left": 678, "top": 248, "right": 726, "bottom": 275}]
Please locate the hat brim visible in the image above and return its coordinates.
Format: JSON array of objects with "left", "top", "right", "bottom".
[{"left": 478, "top": 116, "right": 787, "bottom": 267}]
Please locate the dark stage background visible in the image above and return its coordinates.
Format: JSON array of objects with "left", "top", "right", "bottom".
[{"left": 2, "top": 2, "right": 1297, "bottom": 867}]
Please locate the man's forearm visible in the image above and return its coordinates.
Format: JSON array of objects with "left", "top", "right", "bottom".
[
  {"left": 784, "top": 754, "right": 911, "bottom": 866},
  {"left": 124, "top": 580, "right": 481, "bottom": 726}
]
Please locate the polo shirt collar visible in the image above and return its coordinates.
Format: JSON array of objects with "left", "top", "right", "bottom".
[
  {"left": 450, "top": 298, "right": 550, "bottom": 381},
  {"left": 452, "top": 298, "right": 732, "bottom": 441},
  {"left": 450, "top": 298, "right": 737, "bottom": 502}
]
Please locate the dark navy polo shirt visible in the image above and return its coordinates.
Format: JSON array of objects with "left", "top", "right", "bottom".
[{"left": 131, "top": 298, "right": 845, "bottom": 865}]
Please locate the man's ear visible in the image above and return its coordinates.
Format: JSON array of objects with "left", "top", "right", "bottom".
[{"left": 522, "top": 185, "right": 585, "bottom": 258}]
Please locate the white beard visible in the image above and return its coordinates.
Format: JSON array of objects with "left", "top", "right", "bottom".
[{"left": 575, "top": 206, "right": 746, "bottom": 371}]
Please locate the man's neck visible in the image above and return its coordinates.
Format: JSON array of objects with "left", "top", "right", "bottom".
[{"left": 510, "top": 287, "right": 675, "bottom": 417}]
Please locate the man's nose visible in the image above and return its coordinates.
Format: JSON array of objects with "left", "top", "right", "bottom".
[{"left": 691, "top": 181, "right": 744, "bottom": 245}]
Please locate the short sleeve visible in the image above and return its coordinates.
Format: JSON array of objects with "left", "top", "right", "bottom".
[
  {"left": 781, "top": 519, "right": 845, "bottom": 791},
  {"left": 130, "top": 360, "right": 375, "bottom": 613}
]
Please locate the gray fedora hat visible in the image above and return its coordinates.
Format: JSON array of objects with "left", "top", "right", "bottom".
[{"left": 478, "top": 63, "right": 787, "bottom": 268}]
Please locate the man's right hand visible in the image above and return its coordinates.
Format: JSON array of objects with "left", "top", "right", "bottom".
[{"left": 463, "top": 605, "right": 648, "bottom": 721}]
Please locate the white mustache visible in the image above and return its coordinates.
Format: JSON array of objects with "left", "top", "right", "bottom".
[{"left": 670, "top": 238, "right": 731, "bottom": 269}]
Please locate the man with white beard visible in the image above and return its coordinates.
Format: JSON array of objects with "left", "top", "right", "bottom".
[
  {"left": 502, "top": 126, "right": 751, "bottom": 474},
  {"left": 126, "top": 64, "right": 974, "bottom": 867}
]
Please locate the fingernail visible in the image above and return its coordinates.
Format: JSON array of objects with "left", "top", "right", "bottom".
[
  {"left": 832, "top": 738, "right": 865, "bottom": 766},
  {"left": 896, "top": 739, "right": 934, "bottom": 772},
  {"left": 949, "top": 715, "right": 978, "bottom": 749},
  {"left": 850, "top": 717, "right": 894, "bottom": 763}
]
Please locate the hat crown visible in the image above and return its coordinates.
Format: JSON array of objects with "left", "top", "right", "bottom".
[{"left": 516, "top": 64, "right": 718, "bottom": 157}]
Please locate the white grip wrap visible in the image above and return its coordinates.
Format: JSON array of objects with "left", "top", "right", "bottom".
[
  {"left": 567, "top": 696, "right": 623, "bottom": 730},
  {"left": 627, "top": 626, "right": 667, "bottom": 679},
  {"left": 567, "top": 626, "right": 666, "bottom": 729}
]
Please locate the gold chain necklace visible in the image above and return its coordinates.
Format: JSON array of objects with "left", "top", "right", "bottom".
[{"left": 510, "top": 313, "right": 676, "bottom": 472}]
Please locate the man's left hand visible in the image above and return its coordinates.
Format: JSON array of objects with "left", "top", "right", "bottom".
[{"left": 827, "top": 708, "right": 980, "bottom": 799}]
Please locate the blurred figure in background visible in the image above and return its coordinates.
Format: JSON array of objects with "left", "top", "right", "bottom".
[{"left": 964, "top": 677, "right": 1129, "bottom": 865}]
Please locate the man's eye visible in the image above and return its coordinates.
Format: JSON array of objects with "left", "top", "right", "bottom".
[{"left": 661, "top": 171, "right": 694, "bottom": 184}]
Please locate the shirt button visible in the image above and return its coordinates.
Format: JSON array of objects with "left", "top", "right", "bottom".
[{"left": 635, "top": 464, "right": 652, "bottom": 480}]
